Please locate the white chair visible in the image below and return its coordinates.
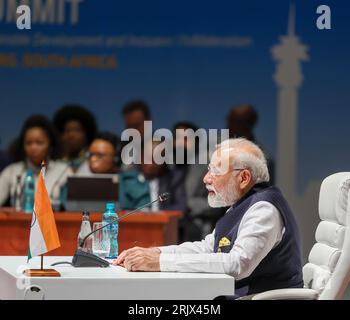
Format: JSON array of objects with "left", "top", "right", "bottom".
[{"left": 252, "top": 172, "right": 350, "bottom": 300}]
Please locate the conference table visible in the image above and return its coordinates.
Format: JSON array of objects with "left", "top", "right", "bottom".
[
  {"left": 0, "top": 256, "right": 235, "bottom": 300},
  {"left": 0, "top": 208, "right": 183, "bottom": 256}
]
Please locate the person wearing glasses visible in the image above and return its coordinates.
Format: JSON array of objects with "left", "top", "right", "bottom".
[
  {"left": 78, "top": 131, "right": 121, "bottom": 174},
  {"left": 113, "top": 137, "right": 303, "bottom": 299},
  {"left": 59, "top": 132, "right": 120, "bottom": 210}
]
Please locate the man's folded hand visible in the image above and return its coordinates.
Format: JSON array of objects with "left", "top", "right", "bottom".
[{"left": 112, "top": 247, "right": 161, "bottom": 272}]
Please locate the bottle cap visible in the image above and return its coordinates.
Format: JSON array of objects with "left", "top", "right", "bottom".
[
  {"left": 106, "top": 202, "right": 115, "bottom": 211},
  {"left": 82, "top": 211, "right": 90, "bottom": 217},
  {"left": 26, "top": 169, "right": 33, "bottom": 177}
]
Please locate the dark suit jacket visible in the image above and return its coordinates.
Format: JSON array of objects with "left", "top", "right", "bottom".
[{"left": 158, "top": 167, "right": 187, "bottom": 213}]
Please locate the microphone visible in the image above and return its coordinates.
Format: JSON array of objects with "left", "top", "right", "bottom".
[
  {"left": 13, "top": 175, "right": 23, "bottom": 212},
  {"left": 70, "top": 192, "right": 171, "bottom": 267}
]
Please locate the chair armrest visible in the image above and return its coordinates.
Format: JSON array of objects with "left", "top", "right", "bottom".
[{"left": 251, "top": 288, "right": 319, "bottom": 300}]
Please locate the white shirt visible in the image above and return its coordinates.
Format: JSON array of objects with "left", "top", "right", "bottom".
[{"left": 158, "top": 201, "right": 285, "bottom": 280}]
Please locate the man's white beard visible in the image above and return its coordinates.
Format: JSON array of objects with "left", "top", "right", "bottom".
[
  {"left": 206, "top": 177, "right": 241, "bottom": 208},
  {"left": 207, "top": 189, "right": 228, "bottom": 208}
]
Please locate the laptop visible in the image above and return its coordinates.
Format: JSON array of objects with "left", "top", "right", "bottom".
[{"left": 66, "top": 174, "right": 119, "bottom": 212}]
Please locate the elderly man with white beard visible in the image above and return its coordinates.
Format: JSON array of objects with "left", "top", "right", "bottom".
[{"left": 113, "top": 138, "right": 303, "bottom": 299}]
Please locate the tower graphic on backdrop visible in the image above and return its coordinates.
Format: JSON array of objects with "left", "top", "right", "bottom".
[
  {"left": 272, "top": 4, "right": 322, "bottom": 261},
  {"left": 272, "top": 3, "right": 309, "bottom": 202}
]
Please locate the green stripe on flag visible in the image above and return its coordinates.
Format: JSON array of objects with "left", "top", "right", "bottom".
[{"left": 27, "top": 247, "right": 32, "bottom": 262}]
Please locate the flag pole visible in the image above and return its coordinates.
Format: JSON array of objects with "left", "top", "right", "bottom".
[
  {"left": 41, "top": 160, "right": 47, "bottom": 179},
  {"left": 40, "top": 161, "right": 46, "bottom": 272}
]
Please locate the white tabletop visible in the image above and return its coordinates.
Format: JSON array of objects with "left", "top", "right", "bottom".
[{"left": 0, "top": 256, "right": 235, "bottom": 300}]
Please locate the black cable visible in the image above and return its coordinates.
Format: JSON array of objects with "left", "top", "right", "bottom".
[{"left": 50, "top": 261, "right": 73, "bottom": 266}]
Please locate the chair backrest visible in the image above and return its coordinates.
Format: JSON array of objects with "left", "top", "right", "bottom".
[{"left": 303, "top": 172, "right": 350, "bottom": 299}]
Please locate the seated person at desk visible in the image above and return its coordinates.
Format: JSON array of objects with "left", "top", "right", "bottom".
[
  {"left": 77, "top": 131, "right": 121, "bottom": 174},
  {"left": 119, "top": 140, "right": 187, "bottom": 212},
  {"left": 0, "top": 115, "right": 72, "bottom": 208},
  {"left": 114, "top": 138, "right": 303, "bottom": 299}
]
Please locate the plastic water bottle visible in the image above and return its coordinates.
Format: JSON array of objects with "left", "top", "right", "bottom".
[
  {"left": 102, "top": 202, "right": 118, "bottom": 259},
  {"left": 23, "top": 169, "right": 35, "bottom": 213},
  {"left": 77, "top": 211, "right": 92, "bottom": 253}
]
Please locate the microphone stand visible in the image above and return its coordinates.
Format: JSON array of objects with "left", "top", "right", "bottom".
[
  {"left": 51, "top": 193, "right": 170, "bottom": 268},
  {"left": 13, "top": 175, "right": 23, "bottom": 212},
  {"left": 78, "top": 197, "right": 164, "bottom": 248}
]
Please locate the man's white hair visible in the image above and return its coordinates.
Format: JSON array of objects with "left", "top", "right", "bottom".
[{"left": 217, "top": 138, "right": 270, "bottom": 183}]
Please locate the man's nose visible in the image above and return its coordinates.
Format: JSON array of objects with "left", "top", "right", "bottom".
[{"left": 203, "top": 172, "right": 212, "bottom": 185}]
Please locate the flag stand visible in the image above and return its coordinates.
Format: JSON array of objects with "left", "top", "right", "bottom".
[{"left": 24, "top": 255, "right": 61, "bottom": 277}]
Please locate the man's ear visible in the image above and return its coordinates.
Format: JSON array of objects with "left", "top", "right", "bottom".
[{"left": 239, "top": 169, "right": 252, "bottom": 189}]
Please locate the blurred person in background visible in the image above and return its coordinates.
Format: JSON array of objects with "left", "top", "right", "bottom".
[
  {"left": 53, "top": 104, "right": 97, "bottom": 173},
  {"left": 122, "top": 99, "right": 151, "bottom": 139},
  {"left": 173, "top": 121, "right": 226, "bottom": 241},
  {"left": 0, "top": 115, "right": 71, "bottom": 208},
  {"left": 227, "top": 104, "right": 275, "bottom": 184},
  {"left": 119, "top": 140, "right": 187, "bottom": 214},
  {"left": 121, "top": 100, "right": 152, "bottom": 171},
  {"left": 78, "top": 131, "right": 121, "bottom": 174}
]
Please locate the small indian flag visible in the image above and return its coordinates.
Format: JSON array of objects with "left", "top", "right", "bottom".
[{"left": 27, "top": 163, "right": 60, "bottom": 261}]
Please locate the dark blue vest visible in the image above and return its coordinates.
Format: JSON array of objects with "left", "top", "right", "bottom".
[{"left": 214, "top": 183, "right": 303, "bottom": 296}]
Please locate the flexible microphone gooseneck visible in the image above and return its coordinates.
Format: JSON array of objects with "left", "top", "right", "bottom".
[
  {"left": 78, "top": 192, "right": 171, "bottom": 249},
  {"left": 51, "top": 192, "right": 170, "bottom": 268}
]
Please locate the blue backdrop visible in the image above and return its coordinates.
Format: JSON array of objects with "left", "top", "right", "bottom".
[{"left": 0, "top": 0, "right": 349, "bottom": 194}]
